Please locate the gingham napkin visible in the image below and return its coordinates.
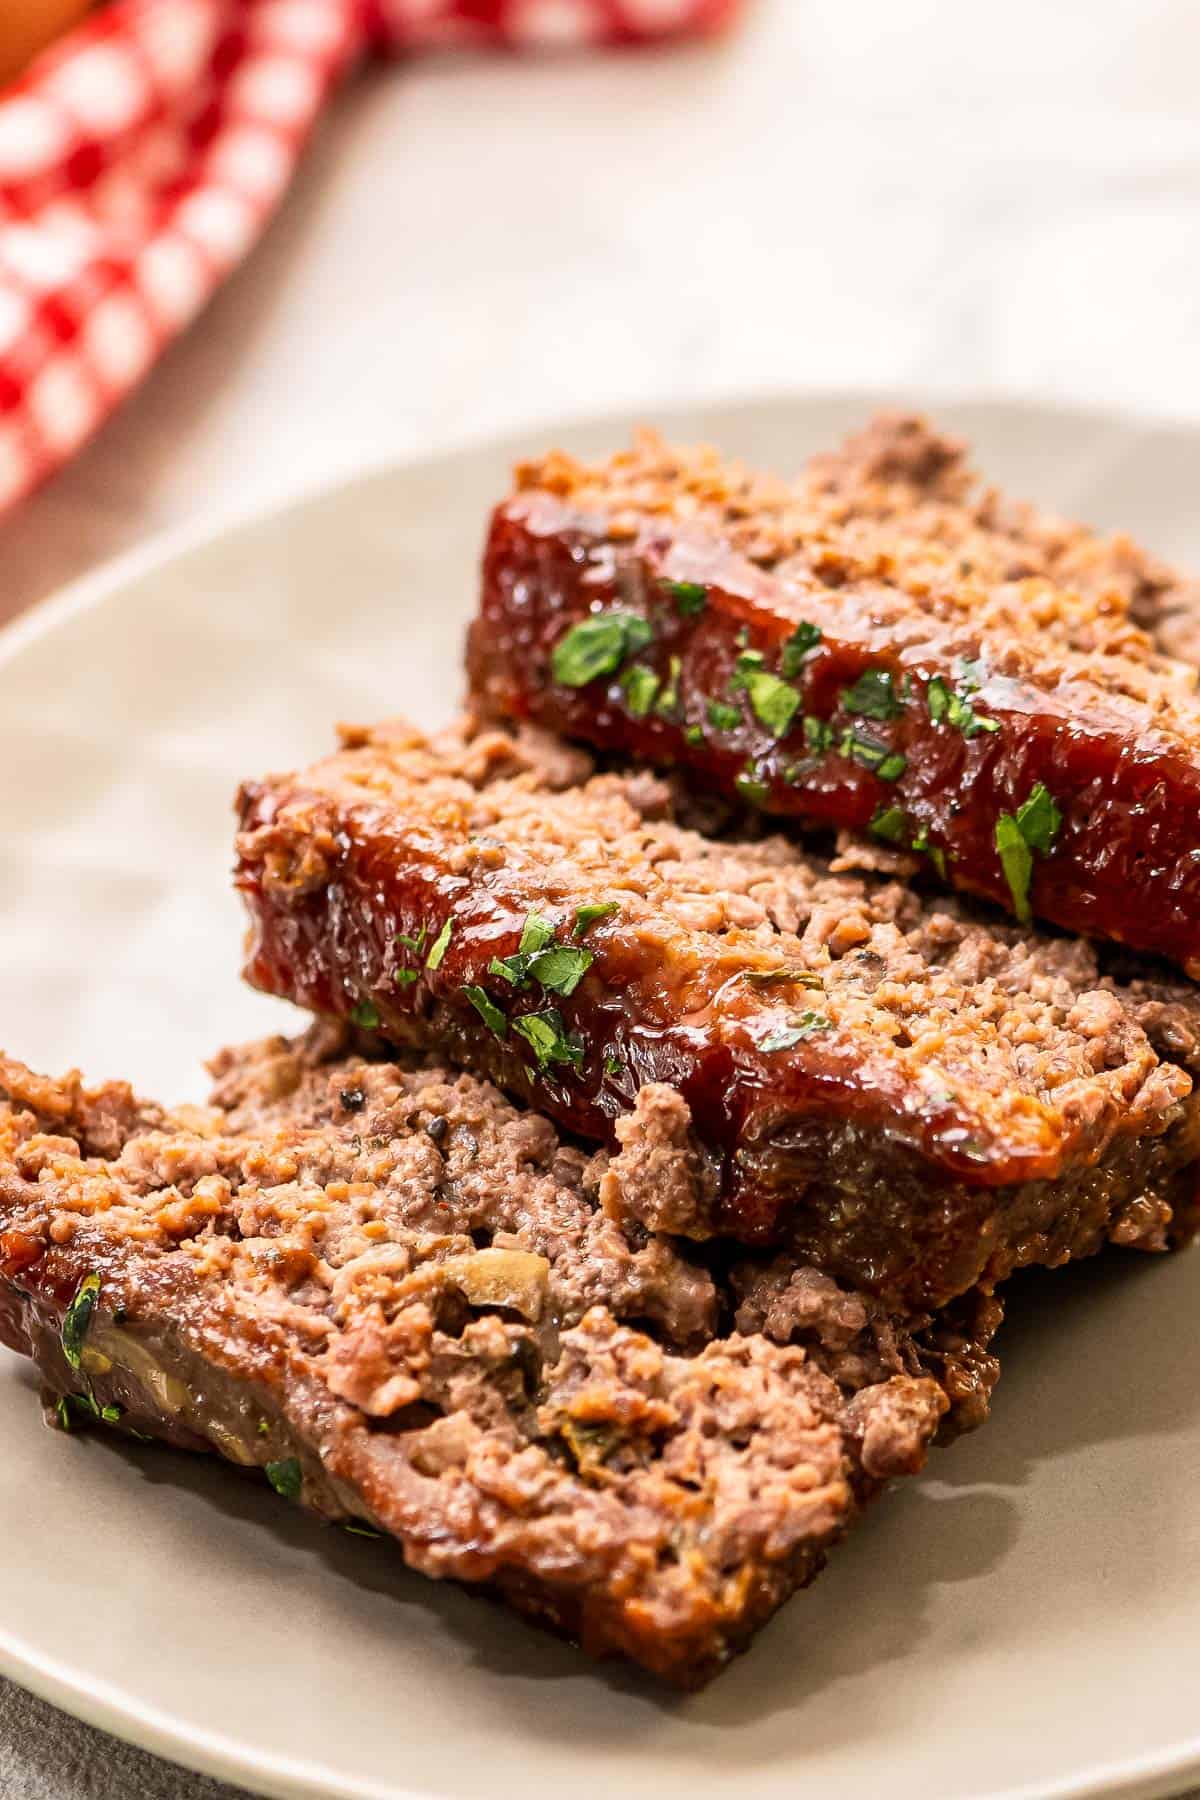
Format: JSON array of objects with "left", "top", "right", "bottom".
[{"left": 0, "top": 0, "right": 738, "bottom": 515}]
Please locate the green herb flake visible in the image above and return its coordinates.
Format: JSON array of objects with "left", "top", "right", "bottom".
[
  {"left": 550, "top": 611, "right": 652, "bottom": 687},
  {"left": 61, "top": 1271, "right": 101, "bottom": 1372},
  {"left": 840, "top": 727, "right": 895, "bottom": 774},
  {"left": 527, "top": 945, "right": 594, "bottom": 997},
  {"left": 1015, "top": 782, "right": 1062, "bottom": 854},
  {"left": 707, "top": 699, "right": 743, "bottom": 732},
  {"left": 841, "top": 668, "right": 903, "bottom": 721},
  {"left": 656, "top": 655, "right": 682, "bottom": 718},
  {"left": 869, "top": 804, "right": 908, "bottom": 844},
  {"left": 396, "top": 923, "right": 428, "bottom": 956},
  {"left": 928, "top": 675, "right": 1000, "bottom": 739},
  {"left": 619, "top": 663, "right": 660, "bottom": 718},
  {"left": 877, "top": 751, "right": 907, "bottom": 782},
  {"left": 265, "top": 1458, "right": 303, "bottom": 1501},
  {"left": 462, "top": 985, "right": 508, "bottom": 1037},
  {"left": 513, "top": 1008, "right": 585, "bottom": 1072},
  {"left": 100, "top": 1403, "right": 122, "bottom": 1424},
  {"left": 664, "top": 580, "right": 707, "bottom": 616},
  {"left": 684, "top": 723, "right": 706, "bottom": 747},
  {"left": 574, "top": 901, "right": 620, "bottom": 937},
  {"left": 518, "top": 912, "right": 556, "bottom": 955},
  {"left": 258, "top": 1418, "right": 271, "bottom": 1437},
  {"left": 911, "top": 826, "right": 948, "bottom": 879},
  {"left": 995, "top": 813, "right": 1034, "bottom": 923},
  {"left": 803, "top": 715, "right": 835, "bottom": 753},
  {"left": 739, "top": 667, "right": 802, "bottom": 738},
  {"left": 343, "top": 1521, "right": 383, "bottom": 1539},
  {"left": 756, "top": 1012, "right": 831, "bottom": 1052},
  {"left": 603, "top": 1051, "right": 623, "bottom": 1078},
  {"left": 394, "top": 968, "right": 420, "bottom": 987},
  {"left": 425, "top": 918, "right": 453, "bottom": 970},
  {"left": 741, "top": 967, "right": 825, "bottom": 990},
  {"left": 996, "top": 782, "right": 1062, "bottom": 920},
  {"left": 349, "top": 998, "right": 381, "bottom": 1031},
  {"left": 780, "top": 621, "right": 822, "bottom": 678},
  {"left": 735, "top": 767, "right": 771, "bottom": 807}
]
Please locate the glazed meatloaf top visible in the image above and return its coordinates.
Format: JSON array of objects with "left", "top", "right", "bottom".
[
  {"left": 0, "top": 1026, "right": 996, "bottom": 1686},
  {"left": 235, "top": 719, "right": 1200, "bottom": 1307},
  {"left": 472, "top": 416, "right": 1200, "bottom": 971}
]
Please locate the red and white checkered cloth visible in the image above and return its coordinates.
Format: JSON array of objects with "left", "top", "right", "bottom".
[{"left": 0, "top": 0, "right": 739, "bottom": 513}]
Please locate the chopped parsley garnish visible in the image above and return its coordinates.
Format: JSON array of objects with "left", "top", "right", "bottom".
[
  {"left": 664, "top": 580, "right": 707, "bottom": 615},
  {"left": 619, "top": 663, "right": 660, "bottom": 718},
  {"left": 839, "top": 727, "right": 898, "bottom": 775},
  {"left": 489, "top": 913, "right": 593, "bottom": 995},
  {"left": 56, "top": 1393, "right": 121, "bottom": 1430},
  {"left": 265, "top": 1458, "right": 303, "bottom": 1501},
  {"left": 523, "top": 945, "right": 593, "bottom": 997},
  {"left": 995, "top": 815, "right": 1033, "bottom": 923},
  {"left": 425, "top": 918, "right": 453, "bottom": 970},
  {"left": 350, "top": 998, "right": 381, "bottom": 1030},
  {"left": 462, "top": 985, "right": 508, "bottom": 1037},
  {"left": 911, "top": 826, "right": 948, "bottom": 878},
  {"left": 927, "top": 675, "right": 1000, "bottom": 739},
  {"left": 684, "top": 723, "right": 706, "bottom": 747},
  {"left": 995, "top": 781, "right": 1063, "bottom": 921},
  {"left": 741, "top": 966, "right": 825, "bottom": 989},
  {"left": 394, "top": 968, "right": 420, "bottom": 986},
  {"left": 1015, "top": 781, "right": 1063, "bottom": 854},
  {"left": 513, "top": 1009, "right": 585, "bottom": 1072},
  {"left": 550, "top": 611, "right": 653, "bottom": 687},
  {"left": 707, "top": 699, "right": 742, "bottom": 732},
  {"left": 574, "top": 901, "right": 620, "bottom": 937},
  {"left": 62, "top": 1272, "right": 100, "bottom": 1372},
  {"left": 519, "top": 913, "right": 555, "bottom": 955},
  {"left": 804, "top": 715, "right": 835, "bottom": 753},
  {"left": 731, "top": 652, "right": 802, "bottom": 738},
  {"left": 603, "top": 1051, "right": 623, "bottom": 1077},
  {"left": 735, "top": 767, "right": 771, "bottom": 807},
  {"left": 656, "top": 655, "right": 682, "bottom": 718},
  {"left": 780, "top": 621, "right": 822, "bottom": 678},
  {"left": 841, "top": 668, "right": 903, "bottom": 721},
  {"left": 258, "top": 1418, "right": 271, "bottom": 1436},
  {"left": 869, "top": 804, "right": 908, "bottom": 844},
  {"left": 756, "top": 1012, "right": 831, "bottom": 1052},
  {"left": 877, "top": 752, "right": 907, "bottom": 782},
  {"left": 396, "top": 924, "right": 427, "bottom": 956}
]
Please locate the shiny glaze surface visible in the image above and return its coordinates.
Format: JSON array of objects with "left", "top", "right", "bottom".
[
  {"left": 236, "top": 767, "right": 1200, "bottom": 1310},
  {"left": 471, "top": 495, "right": 1200, "bottom": 974}
]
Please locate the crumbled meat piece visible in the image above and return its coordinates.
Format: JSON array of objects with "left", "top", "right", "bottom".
[
  {"left": 236, "top": 718, "right": 1200, "bottom": 1309},
  {"left": 0, "top": 1029, "right": 1000, "bottom": 1686},
  {"left": 471, "top": 415, "right": 1200, "bottom": 974}
]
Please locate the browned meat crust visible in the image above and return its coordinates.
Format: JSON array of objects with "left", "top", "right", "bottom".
[
  {"left": 469, "top": 415, "right": 1200, "bottom": 974},
  {"left": 0, "top": 1027, "right": 998, "bottom": 1687},
  {"left": 234, "top": 718, "right": 1200, "bottom": 1309}
]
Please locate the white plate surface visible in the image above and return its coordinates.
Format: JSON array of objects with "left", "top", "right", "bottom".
[{"left": 3, "top": 393, "right": 1200, "bottom": 1800}]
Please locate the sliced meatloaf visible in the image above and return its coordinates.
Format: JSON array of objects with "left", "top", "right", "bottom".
[
  {"left": 234, "top": 718, "right": 1200, "bottom": 1309},
  {"left": 469, "top": 416, "right": 1200, "bottom": 972},
  {"left": 0, "top": 1025, "right": 998, "bottom": 1687}
]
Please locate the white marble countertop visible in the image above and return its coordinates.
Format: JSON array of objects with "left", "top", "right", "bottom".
[{"left": 2, "top": 0, "right": 1199, "bottom": 1791}]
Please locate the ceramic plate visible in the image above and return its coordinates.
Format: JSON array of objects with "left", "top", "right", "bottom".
[{"left": 3, "top": 393, "right": 1200, "bottom": 1800}]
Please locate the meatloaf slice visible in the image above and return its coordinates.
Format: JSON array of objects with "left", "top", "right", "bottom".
[
  {"left": 0, "top": 1025, "right": 997, "bottom": 1687},
  {"left": 469, "top": 417, "right": 1200, "bottom": 973},
  {"left": 234, "top": 718, "right": 1200, "bottom": 1309}
]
